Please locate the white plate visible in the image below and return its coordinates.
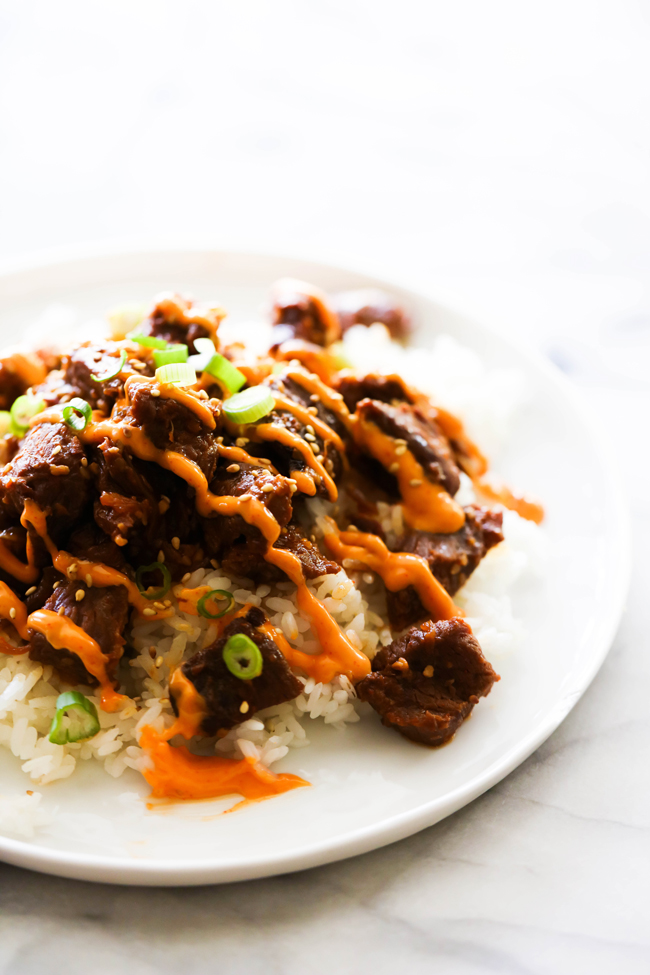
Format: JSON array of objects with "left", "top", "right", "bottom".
[{"left": 0, "top": 246, "right": 630, "bottom": 886}]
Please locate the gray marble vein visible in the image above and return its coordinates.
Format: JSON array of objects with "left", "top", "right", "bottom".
[{"left": 1, "top": 0, "right": 650, "bottom": 972}]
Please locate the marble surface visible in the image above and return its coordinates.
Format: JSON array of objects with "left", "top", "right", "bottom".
[{"left": 1, "top": 1, "right": 650, "bottom": 972}]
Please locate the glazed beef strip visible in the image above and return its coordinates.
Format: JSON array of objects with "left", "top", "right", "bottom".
[
  {"left": 136, "top": 295, "right": 220, "bottom": 354},
  {"left": 333, "top": 288, "right": 411, "bottom": 340},
  {"left": 28, "top": 580, "right": 129, "bottom": 687},
  {"left": 173, "top": 606, "right": 303, "bottom": 736},
  {"left": 357, "top": 618, "right": 498, "bottom": 746},
  {"left": 336, "top": 373, "right": 412, "bottom": 413},
  {"left": 386, "top": 506, "right": 504, "bottom": 630},
  {"left": 269, "top": 280, "right": 341, "bottom": 350}
]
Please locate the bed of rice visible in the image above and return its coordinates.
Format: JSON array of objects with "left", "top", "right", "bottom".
[{"left": 0, "top": 324, "right": 546, "bottom": 837}]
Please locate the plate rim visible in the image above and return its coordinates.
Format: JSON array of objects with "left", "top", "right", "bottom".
[{"left": 0, "top": 241, "right": 632, "bottom": 885}]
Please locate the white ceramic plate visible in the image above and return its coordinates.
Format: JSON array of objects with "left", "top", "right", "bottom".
[{"left": 0, "top": 246, "right": 630, "bottom": 886}]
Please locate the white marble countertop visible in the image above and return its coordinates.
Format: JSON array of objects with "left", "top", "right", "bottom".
[{"left": 1, "top": 2, "right": 649, "bottom": 972}]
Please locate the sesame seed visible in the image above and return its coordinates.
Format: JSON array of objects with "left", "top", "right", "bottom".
[
  {"left": 310, "top": 394, "right": 320, "bottom": 402},
  {"left": 309, "top": 442, "right": 319, "bottom": 454},
  {"left": 81, "top": 457, "right": 88, "bottom": 467},
  {"left": 235, "top": 437, "right": 249, "bottom": 447},
  {"left": 395, "top": 445, "right": 407, "bottom": 456},
  {"left": 423, "top": 665, "right": 434, "bottom": 677},
  {"left": 394, "top": 438, "right": 407, "bottom": 445},
  {"left": 85, "top": 574, "right": 93, "bottom": 587},
  {"left": 58, "top": 606, "right": 65, "bottom": 616},
  {"left": 67, "top": 563, "right": 78, "bottom": 577},
  {"left": 151, "top": 389, "right": 160, "bottom": 397},
  {"left": 142, "top": 607, "right": 156, "bottom": 617},
  {"left": 198, "top": 390, "right": 209, "bottom": 400},
  {"left": 51, "top": 445, "right": 62, "bottom": 456},
  {"left": 347, "top": 524, "right": 358, "bottom": 532},
  {"left": 409, "top": 479, "right": 422, "bottom": 487},
  {"left": 155, "top": 656, "right": 163, "bottom": 668},
  {"left": 307, "top": 406, "right": 318, "bottom": 415},
  {"left": 289, "top": 483, "right": 297, "bottom": 494},
  {"left": 304, "top": 433, "right": 316, "bottom": 442},
  {"left": 363, "top": 573, "right": 374, "bottom": 584},
  {"left": 49, "top": 464, "right": 70, "bottom": 476},
  {"left": 171, "top": 536, "right": 180, "bottom": 550},
  {"left": 164, "top": 599, "right": 172, "bottom": 607},
  {"left": 210, "top": 559, "right": 219, "bottom": 569},
  {"left": 52, "top": 581, "right": 60, "bottom": 590},
  {"left": 157, "top": 550, "right": 165, "bottom": 562},
  {"left": 305, "top": 425, "right": 315, "bottom": 436},
  {"left": 9, "top": 607, "right": 16, "bottom": 619},
  {"left": 239, "top": 701, "right": 249, "bottom": 714},
  {"left": 25, "top": 586, "right": 37, "bottom": 595},
  {"left": 389, "top": 462, "right": 400, "bottom": 473},
  {"left": 75, "top": 589, "right": 85, "bottom": 602},
  {"left": 182, "top": 572, "right": 191, "bottom": 582},
  {"left": 227, "top": 464, "right": 240, "bottom": 473},
  {"left": 153, "top": 601, "right": 166, "bottom": 610},
  {"left": 261, "top": 483, "right": 274, "bottom": 493},
  {"left": 158, "top": 499, "right": 170, "bottom": 514},
  {"left": 216, "top": 436, "right": 224, "bottom": 444}
]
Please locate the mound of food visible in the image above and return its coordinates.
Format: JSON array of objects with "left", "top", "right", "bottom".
[{"left": 0, "top": 280, "right": 543, "bottom": 817}]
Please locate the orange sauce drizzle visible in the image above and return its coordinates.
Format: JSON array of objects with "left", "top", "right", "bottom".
[
  {"left": 27, "top": 609, "right": 126, "bottom": 711},
  {"left": 0, "top": 350, "right": 47, "bottom": 387},
  {"left": 352, "top": 417, "right": 465, "bottom": 533},
  {"left": 0, "top": 582, "right": 29, "bottom": 640},
  {"left": 284, "top": 368, "right": 353, "bottom": 430},
  {"left": 123, "top": 374, "right": 217, "bottom": 430},
  {"left": 322, "top": 519, "right": 459, "bottom": 622},
  {"left": 217, "top": 443, "right": 277, "bottom": 473},
  {"left": 0, "top": 538, "right": 39, "bottom": 584},
  {"left": 273, "top": 341, "right": 341, "bottom": 384},
  {"left": 474, "top": 475, "right": 545, "bottom": 524},
  {"left": 272, "top": 393, "right": 345, "bottom": 450},
  {"left": 167, "top": 668, "right": 207, "bottom": 739},
  {"left": 153, "top": 293, "right": 225, "bottom": 343},
  {"left": 139, "top": 724, "right": 307, "bottom": 802},
  {"left": 255, "top": 422, "right": 337, "bottom": 501}
]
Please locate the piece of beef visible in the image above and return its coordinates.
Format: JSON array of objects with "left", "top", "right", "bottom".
[
  {"left": 356, "top": 618, "right": 498, "bottom": 746},
  {"left": 174, "top": 606, "right": 303, "bottom": 735},
  {"left": 28, "top": 580, "right": 129, "bottom": 687},
  {"left": 0, "top": 351, "right": 48, "bottom": 411},
  {"left": 334, "top": 288, "right": 411, "bottom": 340},
  {"left": 0, "top": 422, "right": 91, "bottom": 541},
  {"left": 269, "top": 278, "right": 341, "bottom": 349},
  {"left": 273, "top": 523, "right": 340, "bottom": 579},
  {"left": 125, "top": 381, "right": 221, "bottom": 481},
  {"left": 0, "top": 364, "right": 29, "bottom": 411},
  {"left": 137, "top": 294, "right": 222, "bottom": 354},
  {"left": 336, "top": 373, "right": 412, "bottom": 413},
  {"left": 62, "top": 342, "right": 142, "bottom": 414},
  {"left": 387, "top": 506, "right": 504, "bottom": 630},
  {"left": 354, "top": 398, "right": 461, "bottom": 497},
  {"left": 68, "top": 522, "right": 130, "bottom": 572},
  {"left": 23, "top": 566, "right": 65, "bottom": 614}
]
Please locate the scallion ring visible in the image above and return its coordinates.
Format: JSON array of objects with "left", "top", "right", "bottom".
[
  {"left": 155, "top": 362, "right": 197, "bottom": 387},
  {"left": 62, "top": 397, "right": 92, "bottom": 432},
  {"left": 91, "top": 349, "right": 127, "bottom": 383},
  {"left": 126, "top": 329, "right": 168, "bottom": 349},
  {"left": 204, "top": 353, "right": 246, "bottom": 394},
  {"left": 153, "top": 344, "right": 189, "bottom": 369},
  {"left": 48, "top": 691, "right": 100, "bottom": 745},
  {"left": 197, "top": 589, "right": 235, "bottom": 619},
  {"left": 135, "top": 562, "right": 172, "bottom": 600},
  {"left": 0, "top": 411, "right": 12, "bottom": 437},
  {"left": 222, "top": 386, "right": 274, "bottom": 424},
  {"left": 10, "top": 394, "right": 45, "bottom": 434},
  {"left": 222, "top": 633, "right": 264, "bottom": 680}
]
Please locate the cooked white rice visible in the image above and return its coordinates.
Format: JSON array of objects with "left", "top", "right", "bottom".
[{"left": 0, "top": 322, "right": 546, "bottom": 836}]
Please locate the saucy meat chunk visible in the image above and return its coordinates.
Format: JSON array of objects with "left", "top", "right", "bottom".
[
  {"left": 387, "top": 506, "right": 504, "bottom": 629},
  {"left": 174, "top": 607, "right": 303, "bottom": 735},
  {"left": 270, "top": 278, "right": 341, "bottom": 349},
  {"left": 354, "top": 398, "right": 461, "bottom": 497},
  {"left": 29, "top": 580, "right": 129, "bottom": 687},
  {"left": 357, "top": 618, "right": 498, "bottom": 746},
  {"left": 62, "top": 342, "right": 140, "bottom": 413},
  {"left": 0, "top": 422, "right": 90, "bottom": 540},
  {"left": 336, "top": 373, "right": 411, "bottom": 413},
  {"left": 333, "top": 288, "right": 411, "bottom": 340},
  {"left": 137, "top": 293, "right": 223, "bottom": 354}
]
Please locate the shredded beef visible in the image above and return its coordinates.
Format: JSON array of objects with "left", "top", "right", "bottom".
[
  {"left": 175, "top": 607, "right": 303, "bottom": 735},
  {"left": 387, "top": 506, "right": 504, "bottom": 629},
  {"left": 356, "top": 618, "right": 498, "bottom": 746},
  {"left": 333, "top": 289, "right": 411, "bottom": 340},
  {"left": 28, "top": 580, "right": 129, "bottom": 687}
]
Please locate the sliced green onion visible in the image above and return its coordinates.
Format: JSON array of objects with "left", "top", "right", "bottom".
[
  {"left": 10, "top": 394, "right": 45, "bottom": 434},
  {"left": 91, "top": 349, "right": 127, "bottom": 383},
  {"left": 222, "top": 633, "right": 264, "bottom": 680},
  {"left": 188, "top": 338, "right": 217, "bottom": 373},
  {"left": 222, "top": 386, "right": 274, "bottom": 424},
  {"left": 136, "top": 562, "right": 172, "bottom": 600},
  {"left": 193, "top": 338, "right": 217, "bottom": 357},
  {"left": 197, "top": 589, "right": 235, "bottom": 619},
  {"left": 153, "top": 344, "right": 189, "bottom": 369},
  {"left": 62, "top": 397, "right": 92, "bottom": 432},
  {"left": 0, "top": 411, "right": 12, "bottom": 436},
  {"left": 155, "top": 363, "right": 197, "bottom": 387},
  {"left": 204, "top": 354, "right": 246, "bottom": 394},
  {"left": 127, "top": 330, "right": 168, "bottom": 350},
  {"left": 48, "top": 691, "right": 100, "bottom": 745}
]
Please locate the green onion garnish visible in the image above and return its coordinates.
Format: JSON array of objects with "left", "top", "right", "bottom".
[
  {"left": 109, "top": 303, "right": 148, "bottom": 339},
  {"left": 204, "top": 353, "right": 246, "bottom": 393},
  {"left": 126, "top": 329, "right": 168, "bottom": 349},
  {"left": 155, "top": 363, "right": 197, "bottom": 387},
  {"left": 91, "top": 349, "right": 127, "bottom": 383},
  {"left": 62, "top": 397, "right": 92, "bottom": 432},
  {"left": 135, "top": 562, "right": 172, "bottom": 600},
  {"left": 222, "top": 633, "right": 264, "bottom": 680},
  {"left": 10, "top": 394, "right": 45, "bottom": 434},
  {"left": 153, "top": 344, "right": 189, "bottom": 369},
  {"left": 48, "top": 691, "right": 100, "bottom": 745},
  {"left": 0, "top": 411, "right": 12, "bottom": 436},
  {"left": 222, "top": 386, "right": 274, "bottom": 424},
  {"left": 197, "top": 589, "right": 235, "bottom": 619}
]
